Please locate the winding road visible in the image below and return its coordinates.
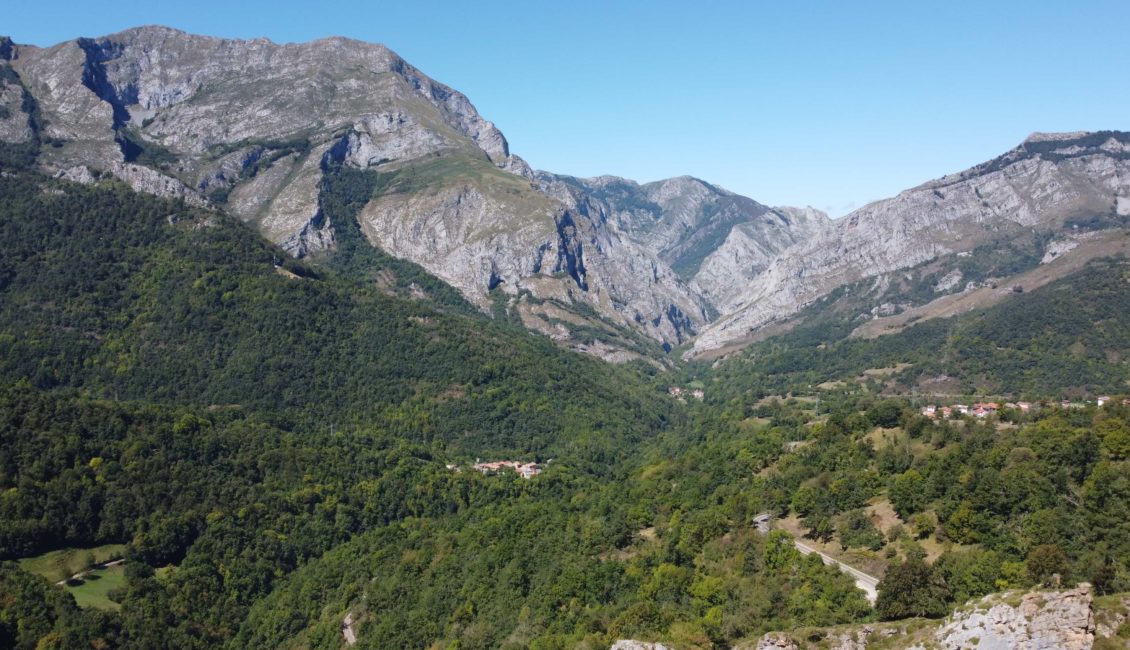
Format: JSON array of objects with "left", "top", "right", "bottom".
[
  {"left": 793, "top": 539, "right": 879, "bottom": 604},
  {"left": 754, "top": 513, "right": 879, "bottom": 605}
]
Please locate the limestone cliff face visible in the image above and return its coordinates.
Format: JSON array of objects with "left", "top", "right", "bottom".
[
  {"left": 694, "top": 132, "right": 1130, "bottom": 354},
  {"left": 537, "top": 172, "right": 830, "bottom": 315},
  {"left": 7, "top": 27, "right": 1126, "bottom": 356},
  {"left": 0, "top": 26, "right": 723, "bottom": 349},
  {"left": 929, "top": 584, "right": 1095, "bottom": 650},
  {"left": 609, "top": 642, "right": 671, "bottom": 650},
  {"left": 691, "top": 205, "right": 830, "bottom": 311}
]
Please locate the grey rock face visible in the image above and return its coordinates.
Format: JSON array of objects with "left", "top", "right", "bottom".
[
  {"left": 2, "top": 26, "right": 738, "bottom": 349},
  {"left": 751, "top": 633, "right": 800, "bottom": 649},
  {"left": 692, "top": 205, "right": 830, "bottom": 311},
  {"left": 744, "top": 585, "right": 1095, "bottom": 650},
  {"left": 537, "top": 172, "right": 830, "bottom": 315},
  {"left": 0, "top": 74, "right": 34, "bottom": 143},
  {"left": 694, "top": 132, "right": 1130, "bottom": 354},
  {"left": 609, "top": 641, "right": 672, "bottom": 650},
  {"left": 11, "top": 27, "right": 1124, "bottom": 357},
  {"left": 931, "top": 584, "right": 1094, "bottom": 650}
]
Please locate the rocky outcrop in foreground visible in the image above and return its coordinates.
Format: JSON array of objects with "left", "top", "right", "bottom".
[
  {"left": 929, "top": 583, "right": 1094, "bottom": 650},
  {"left": 729, "top": 584, "right": 1101, "bottom": 650},
  {"left": 610, "top": 642, "right": 671, "bottom": 650}
]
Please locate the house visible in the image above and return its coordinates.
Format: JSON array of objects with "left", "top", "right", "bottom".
[
  {"left": 954, "top": 404, "right": 970, "bottom": 415},
  {"left": 668, "top": 386, "right": 686, "bottom": 397},
  {"left": 969, "top": 402, "right": 999, "bottom": 418},
  {"left": 922, "top": 405, "right": 937, "bottom": 419},
  {"left": 1017, "top": 402, "right": 1032, "bottom": 413},
  {"left": 940, "top": 406, "right": 953, "bottom": 419},
  {"left": 1097, "top": 396, "right": 1110, "bottom": 407},
  {"left": 691, "top": 389, "right": 705, "bottom": 401}
]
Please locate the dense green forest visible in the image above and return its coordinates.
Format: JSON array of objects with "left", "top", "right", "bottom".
[
  {"left": 693, "top": 254, "right": 1130, "bottom": 404},
  {"left": 2, "top": 153, "right": 1130, "bottom": 649},
  {"left": 0, "top": 165, "right": 667, "bottom": 457}
]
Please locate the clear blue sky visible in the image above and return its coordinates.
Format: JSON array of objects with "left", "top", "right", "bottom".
[{"left": 7, "top": 1, "right": 1129, "bottom": 216}]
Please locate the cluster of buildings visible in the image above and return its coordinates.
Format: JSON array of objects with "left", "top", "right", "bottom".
[
  {"left": 472, "top": 460, "right": 541, "bottom": 479},
  {"left": 922, "top": 401, "right": 1025, "bottom": 419},
  {"left": 668, "top": 386, "right": 705, "bottom": 402},
  {"left": 922, "top": 396, "right": 1128, "bottom": 420}
]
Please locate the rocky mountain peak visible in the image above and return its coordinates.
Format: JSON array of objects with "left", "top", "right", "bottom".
[{"left": 2, "top": 26, "right": 733, "bottom": 356}]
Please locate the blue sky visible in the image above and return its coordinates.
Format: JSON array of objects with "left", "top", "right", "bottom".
[{"left": 7, "top": 1, "right": 1129, "bottom": 216}]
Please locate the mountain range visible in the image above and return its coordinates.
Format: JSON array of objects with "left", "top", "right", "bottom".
[
  {"left": 2, "top": 27, "right": 1128, "bottom": 360},
  {"left": 4, "top": 25, "right": 1130, "bottom": 650}
]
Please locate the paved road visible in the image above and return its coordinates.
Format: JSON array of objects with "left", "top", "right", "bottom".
[
  {"left": 793, "top": 540, "right": 879, "bottom": 604},
  {"left": 753, "top": 513, "right": 879, "bottom": 605}
]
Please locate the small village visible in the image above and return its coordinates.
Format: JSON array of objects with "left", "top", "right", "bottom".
[
  {"left": 920, "top": 395, "right": 1127, "bottom": 419},
  {"left": 668, "top": 386, "right": 705, "bottom": 402},
  {"left": 455, "top": 459, "right": 543, "bottom": 479}
]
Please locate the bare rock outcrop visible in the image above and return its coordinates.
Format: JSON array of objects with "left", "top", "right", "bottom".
[
  {"left": 609, "top": 641, "right": 672, "bottom": 650},
  {"left": 537, "top": 172, "right": 830, "bottom": 316},
  {"left": 931, "top": 584, "right": 1094, "bottom": 650},
  {"left": 744, "top": 584, "right": 1098, "bottom": 650},
  {"left": 751, "top": 632, "right": 799, "bottom": 649}
]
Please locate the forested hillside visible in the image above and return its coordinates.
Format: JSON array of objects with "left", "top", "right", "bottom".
[
  {"left": 696, "top": 254, "right": 1130, "bottom": 402},
  {"left": 0, "top": 165, "right": 666, "bottom": 457},
  {"left": 2, "top": 152, "right": 1130, "bottom": 649}
]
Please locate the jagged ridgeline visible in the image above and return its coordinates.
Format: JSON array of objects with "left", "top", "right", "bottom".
[{"left": 9, "top": 27, "right": 1129, "bottom": 360}]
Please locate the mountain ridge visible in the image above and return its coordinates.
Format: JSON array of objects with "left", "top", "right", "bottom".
[
  {"left": 692, "top": 130, "right": 1130, "bottom": 354},
  {"left": 2, "top": 26, "right": 758, "bottom": 354},
  {"left": 4, "top": 27, "right": 1128, "bottom": 361}
]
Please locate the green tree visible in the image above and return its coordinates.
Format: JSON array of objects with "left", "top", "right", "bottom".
[
  {"left": 890, "top": 469, "right": 927, "bottom": 517},
  {"left": 876, "top": 555, "right": 950, "bottom": 620},
  {"left": 838, "top": 509, "right": 884, "bottom": 550},
  {"left": 1025, "top": 544, "right": 1069, "bottom": 586},
  {"left": 763, "top": 531, "right": 800, "bottom": 571},
  {"left": 1098, "top": 418, "right": 1130, "bottom": 460},
  {"left": 944, "top": 501, "right": 978, "bottom": 544},
  {"left": 912, "top": 512, "right": 935, "bottom": 540}
]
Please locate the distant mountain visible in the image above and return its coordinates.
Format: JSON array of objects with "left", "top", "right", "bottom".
[
  {"left": 693, "top": 131, "right": 1130, "bottom": 354},
  {"left": 536, "top": 173, "right": 831, "bottom": 313}
]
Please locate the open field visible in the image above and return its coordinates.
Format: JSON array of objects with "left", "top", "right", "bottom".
[
  {"left": 64, "top": 564, "right": 125, "bottom": 611},
  {"left": 17, "top": 544, "right": 126, "bottom": 582}
]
